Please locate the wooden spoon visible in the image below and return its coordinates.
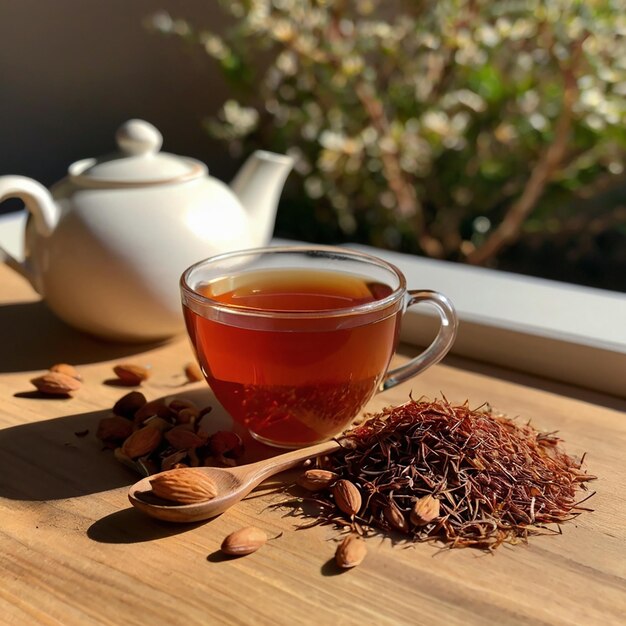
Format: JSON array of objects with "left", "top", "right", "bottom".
[{"left": 128, "top": 439, "right": 341, "bottom": 523}]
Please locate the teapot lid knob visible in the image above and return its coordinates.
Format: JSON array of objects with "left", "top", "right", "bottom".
[
  {"left": 68, "top": 119, "right": 207, "bottom": 185},
  {"left": 115, "top": 119, "right": 163, "bottom": 156}
]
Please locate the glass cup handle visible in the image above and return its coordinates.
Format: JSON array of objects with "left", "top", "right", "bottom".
[{"left": 380, "top": 290, "right": 458, "bottom": 391}]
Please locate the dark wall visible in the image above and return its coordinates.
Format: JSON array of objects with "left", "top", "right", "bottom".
[{"left": 0, "top": 0, "right": 234, "bottom": 212}]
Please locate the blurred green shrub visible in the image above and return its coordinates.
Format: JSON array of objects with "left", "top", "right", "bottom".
[{"left": 148, "top": 0, "right": 626, "bottom": 265}]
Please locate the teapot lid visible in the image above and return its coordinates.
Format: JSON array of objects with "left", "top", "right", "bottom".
[{"left": 68, "top": 119, "right": 206, "bottom": 186}]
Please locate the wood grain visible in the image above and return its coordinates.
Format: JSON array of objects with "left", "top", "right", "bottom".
[{"left": 0, "top": 264, "right": 624, "bottom": 626}]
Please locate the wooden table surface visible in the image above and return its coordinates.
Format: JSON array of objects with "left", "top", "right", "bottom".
[{"left": 0, "top": 264, "right": 625, "bottom": 626}]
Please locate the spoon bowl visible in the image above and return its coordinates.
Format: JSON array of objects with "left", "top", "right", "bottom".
[{"left": 128, "top": 439, "right": 341, "bottom": 523}]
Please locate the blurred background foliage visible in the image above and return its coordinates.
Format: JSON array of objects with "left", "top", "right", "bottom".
[{"left": 149, "top": 0, "right": 626, "bottom": 291}]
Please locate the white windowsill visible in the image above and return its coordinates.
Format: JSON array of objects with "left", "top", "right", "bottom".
[
  {"left": 0, "top": 210, "right": 27, "bottom": 262},
  {"left": 2, "top": 211, "right": 624, "bottom": 398},
  {"left": 346, "top": 244, "right": 626, "bottom": 399}
]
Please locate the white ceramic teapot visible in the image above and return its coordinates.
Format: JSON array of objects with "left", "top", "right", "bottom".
[{"left": 0, "top": 119, "right": 293, "bottom": 341}]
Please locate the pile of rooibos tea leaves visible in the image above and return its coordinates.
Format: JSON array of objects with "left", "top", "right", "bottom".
[{"left": 306, "top": 399, "right": 596, "bottom": 550}]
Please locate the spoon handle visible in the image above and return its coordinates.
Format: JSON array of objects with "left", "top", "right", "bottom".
[{"left": 239, "top": 439, "right": 342, "bottom": 484}]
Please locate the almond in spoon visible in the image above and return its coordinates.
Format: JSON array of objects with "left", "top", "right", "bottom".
[{"left": 150, "top": 467, "right": 218, "bottom": 504}]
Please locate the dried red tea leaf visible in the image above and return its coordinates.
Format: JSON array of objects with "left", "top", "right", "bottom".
[{"left": 313, "top": 398, "right": 595, "bottom": 550}]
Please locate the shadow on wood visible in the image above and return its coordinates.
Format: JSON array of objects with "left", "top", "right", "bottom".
[
  {"left": 87, "top": 508, "right": 207, "bottom": 544},
  {"left": 0, "top": 300, "right": 167, "bottom": 373},
  {"left": 0, "top": 387, "right": 281, "bottom": 502},
  {"left": 0, "top": 408, "right": 136, "bottom": 500}
]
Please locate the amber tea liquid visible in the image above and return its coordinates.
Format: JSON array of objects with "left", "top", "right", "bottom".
[{"left": 184, "top": 268, "right": 401, "bottom": 447}]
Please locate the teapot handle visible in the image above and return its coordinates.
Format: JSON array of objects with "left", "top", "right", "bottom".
[{"left": 0, "top": 176, "right": 59, "bottom": 291}]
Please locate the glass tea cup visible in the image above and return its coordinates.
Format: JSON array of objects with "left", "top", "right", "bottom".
[{"left": 180, "top": 246, "right": 458, "bottom": 448}]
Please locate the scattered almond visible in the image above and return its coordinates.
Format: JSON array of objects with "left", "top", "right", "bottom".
[
  {"left": 113, "top": 446, "right": 137, "bottom": 471},
  {"left": 220, "top": 526, "right": 267, "bottom": 556},
  {"left": 165, "top": 425, "right": 205, "bottom": 450},
  {"left": 332, "top": 479, "right": 362, "bottom": 517},
  {"left": 166, "top": 397, "right": 197, "bottom": 414},
  {"left": 184, "top": 362, "right": 203, "bottom": 383},
  {"left": 176, "top": 407, "right": 198, "bottom": 425},
  {"left": 384, "top": 502, "right": 409, "bottom": 532},
  {"left": 297, "top": 469, "right": 338, "bottom": 491},
  {"left": 410, "top": 495, "right": 440, "bottom": 526},
  {"left": 96, "top": 415, "right": 134, "bottom": 442},
  {"left": 150, "top": 467, "right": 218, "bottom": 504},
  {"left": 209, "top": 431, "right": 244, "bottom": 458},
  {"left": 31, "top": 372, "right": 81, "bottom": 396},
  {"left": 134, "top": 399, "right": 172, "bottom": 424},
  {"left": 142, "top": 416, "right": 173, "bottom": 433},
  {"left": 161, "top": 450, "right": 188, "bottom": 471},
  {"left": 49, "top": 363, "right": 82, "bottom": 381},
  {"left": 122, "top": 426, "right": 162, "bottom": 458},
  {"left": 198, "top": 406, "right": 213, "bottom": 418},
  {"left": 335, "top": 535, "right": 367, "bottom": 569},
  {"left": 112, "top": 391, "right": 147, "bottom": 418},
  {"left": 98, "top": 389, "right": 235, "bottom": 475},
  {"left": 113, "top": 363, "right": 150, "bottom": 386}
]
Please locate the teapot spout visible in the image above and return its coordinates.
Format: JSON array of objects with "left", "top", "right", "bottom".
[{"left": 230, "top": 151, "right": 294, "bottom": 246}]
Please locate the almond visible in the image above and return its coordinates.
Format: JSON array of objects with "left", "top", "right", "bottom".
[
  {"left": 384, "top": 502, "right": 409, "bottom": 532},
  {"left": 31, "top": 372, "right": 81, "bottom": 396},
  {"left": 184, "top": 362, "right": 203, "bottom": 383},
  {"left": 150, "top": 467, "right": 218, "bottom": 504},
  {"left": 161, "top": 450, "right": 188, "bottom": 471},
  {"left": 166, "top": 397, "right": 198, "bottom": 414},
  {"left": 113, "top": 363, "right": 150, "bottom": 386},
  {"left": 208, "top": 431, "right": 244, "bottom": 458},
  {"left": 297, "top": 469, "right": 338, "bottom": 491},
  {"left": 96, "top": 415, "right": 134, "bottom": 441},
  {"left": 112, "top": 391, "right": 147, "bottom": 418},
  {"left": 122, "top": 426, "right": 162, "bottom": 458},
  {"left": 220, "top": 526, "right": 267, "bottom": 556},
  {"left": 410, "top": 495, "right": 440, "bottom": 526},
  {"left": 165, "top": 425, "right": 205, "bottom": 450},
  {"left": 332, "top": 479, "right": 362, "bottom": 517},
  {"left": 49, "top": 363, "right": 82, "bottom": 381},
  {"left": 175, "top": 408, "right": 199, "bottom": 425},
  {"left": 335, "top": 535, "right": 367, "bottom": 569},
  {"left": 195, "top": 406, "right": 213, "bottom": 432},
  {"left": 134, "top": 399, "right": 173, "bottom": 424},
  {"left": 142, "top": 416, "right": 173, "bottom": 432},
  {"left": 165, "top": 398, "right": 200, "bottom": 425},
  {"left": 113, "top": 447, "right": 137, "bottom": 471}
]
